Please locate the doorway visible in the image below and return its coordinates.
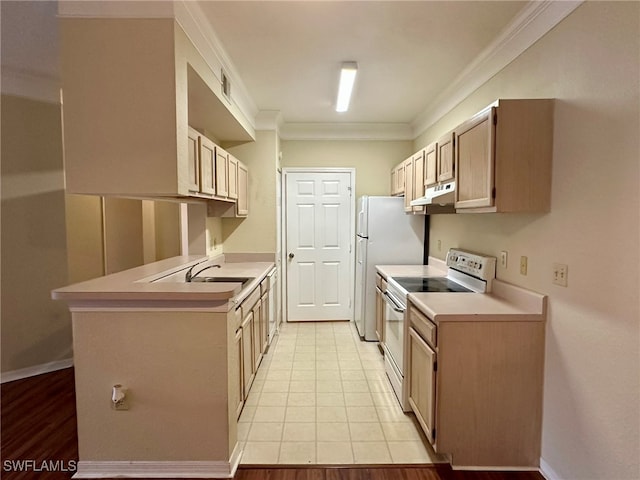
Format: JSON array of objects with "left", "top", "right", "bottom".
[{"left": 282, "top": 168, "right": 355, "bottom": 322}]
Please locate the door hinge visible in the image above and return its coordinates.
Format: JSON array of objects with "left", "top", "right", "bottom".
[
  {"left": 432, "top": 428, "right": 436, "bottom": 439},
  {"left": 492, "top": 187, "right": 496, "bottom": 199},
  {"left": 493, "top": 112, "right": 498, "bottom": 125},
  {"left": 434, "top": 361, "right": 438, "bottom": 372}
]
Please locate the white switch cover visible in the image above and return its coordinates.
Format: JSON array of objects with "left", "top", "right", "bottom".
[
  {"left": 553, "top": 263, "right": 568, "bottom": 286},
  {"left": 500, "top": 251, "right": 508, "bottom": 268}
]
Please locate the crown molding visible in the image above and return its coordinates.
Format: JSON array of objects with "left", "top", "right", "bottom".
[
  {"left": 1, "top": 68, "right": 60, "bottom": 104},
  {"left": 411, "top": 0, "right": 583, "bottom": 138},
  {"left": 280, "top": 122, "right": 413, "bottom": 141}
]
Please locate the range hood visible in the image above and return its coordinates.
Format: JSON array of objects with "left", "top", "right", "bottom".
[{"left": 410, "top": 181, "right": 456, "bottom": 207}]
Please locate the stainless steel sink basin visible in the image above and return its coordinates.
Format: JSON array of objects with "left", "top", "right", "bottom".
[{"left": 189, "top": 276, "right": 254, "bottom": 287}]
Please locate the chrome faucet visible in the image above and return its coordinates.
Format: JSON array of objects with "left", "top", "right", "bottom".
[{"left": 185, "top": 263, "right": 221, "bottom": 282}]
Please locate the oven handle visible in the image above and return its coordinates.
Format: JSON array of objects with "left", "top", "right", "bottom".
[{"left": 384, "top": 291, "right": 405, "bottom": 313}]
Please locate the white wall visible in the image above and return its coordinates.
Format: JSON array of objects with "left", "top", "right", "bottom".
[{"left": 414, "top": 3, "right": 639, "bottom": 479}]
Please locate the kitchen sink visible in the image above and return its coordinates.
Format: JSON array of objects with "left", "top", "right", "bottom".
[{"left": 189, "top": 276, "right": 254, "bottom": 287}]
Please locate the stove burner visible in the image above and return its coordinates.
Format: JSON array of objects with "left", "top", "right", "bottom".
[{"left": 392, "top": 276, "right": 473, "bottom": 293}]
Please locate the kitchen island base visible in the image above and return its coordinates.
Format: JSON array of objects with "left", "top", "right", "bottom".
[{"left": 70, "top": 308, "right": 241, "bottom": 478}]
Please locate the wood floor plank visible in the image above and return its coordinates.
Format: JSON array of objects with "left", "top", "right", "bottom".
[{"left": 1, "top": 369, "right": 544, "bottom": 480}]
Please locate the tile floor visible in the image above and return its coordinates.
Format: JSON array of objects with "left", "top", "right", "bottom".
[{"left": 238, "top": 320, "right": 445, "bottom": 465}]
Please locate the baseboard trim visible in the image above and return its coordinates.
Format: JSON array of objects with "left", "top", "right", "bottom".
[
  {"left": 452, "top": 465, "right": 538, "bottom": 471},
  {"left": 73, "top": 459, "right": 238, "bottom": 479},
  {"left": 1, "top": 359, "right": 73, "bottom": 383},
  {"left": 539, "top": 458, "right": 561, "bottom": 480}
]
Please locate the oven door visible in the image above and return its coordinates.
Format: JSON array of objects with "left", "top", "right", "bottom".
[{"left": 383, "top": 290, "right": 405, "bottom": 375}]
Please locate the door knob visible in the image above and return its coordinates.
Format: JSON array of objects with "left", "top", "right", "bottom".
[{"left": 288, "top": 252, "right": 295, "bottom": 259}]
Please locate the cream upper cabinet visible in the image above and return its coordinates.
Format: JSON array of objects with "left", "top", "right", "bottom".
[
  {"left": 437, "top": 132, "right": 455, "bottom": 183},
  {"left": 424, "top": 141, "right": 438, "bottom": 187},
  {"left": 187, "top": 128, "right": 200, "bottom": 193},
  {"left": 455, "top": 99, "right": 554, "bottom": 213},
  {"left": 198, "top": 134, "right": 216, "bottom": 196},
  {"left": 60, "top": 17, "right": 253, "bottom": 198},
  {"left": 394, "top": 162, "right": 405, "bottom": 196},
  {"left": 390, "top": 168, "right": 397, "bottom": 196},
  {"left": 403, "top": 156, "right": 414, "bottom": 212},
  {"left": 215, "top": 146, "right": 230, "bottom": 198},
  {"left": 390, "top": 162, "right": 404, "bottom": 196},
  {"left": 228, "top": 155, "right": 239, "bottom": 200},
  {"left": 236, "top": 161, "right": 249, "bottom": 217},
  {"left": 412, "top": 150, "right": 426, "bottom": 214}
]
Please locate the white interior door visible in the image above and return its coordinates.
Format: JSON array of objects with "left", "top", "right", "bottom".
[{"left": 285, "top": 170, "right": 354, "bottom": 321}]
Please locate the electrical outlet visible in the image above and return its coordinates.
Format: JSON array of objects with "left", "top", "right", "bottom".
[
  {"left": 553, "top": 263, "right": 568, "bottom": 286},
  {"left": 520, "top": 256, "right": 528, "bottom": 275},
  {"left": 437, "top": 239, "right": 442, "bottom": 251},
  {"left": 500, "top": 251, "right": 508, "bottom": 268}
]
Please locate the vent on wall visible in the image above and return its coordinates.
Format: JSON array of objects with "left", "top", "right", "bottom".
[{"left": 221, "top": 69, "right": 231, "bottom": 101}]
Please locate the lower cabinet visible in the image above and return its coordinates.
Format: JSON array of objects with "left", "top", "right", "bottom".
[
  {"left": 241, "top": 311, "right": 255, "bottom": 399},
  {"left": 407, "top": 326, "right": 436, "bottom": 444},
  {"left": 375, "top": 273, "right": 386, "bottom": 347},
  {"left": 251, "top": 300, "right": 262, "bottom": 372},
  {"left": 236, "top": 276, "right": 274, "bottom": 418},
  {"left": 233, "top": 327, "right": 244, "bottom": 419},
  {"left": 406, "top": 299, "right": 545, "bottom": 468}
]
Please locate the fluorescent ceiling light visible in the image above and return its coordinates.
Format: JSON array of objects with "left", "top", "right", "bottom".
[{"left": 336, "top": 62, "right": 358, "bottom": 113}]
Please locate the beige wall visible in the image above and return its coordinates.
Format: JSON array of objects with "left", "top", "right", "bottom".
[
  {"left": 220, "top": 130, "right": 279, "bottom": 253},
  {"left": 414, "top": 3, "right": 639, "bottom": 478},
  {"left": 281, "top": 140, "right": 412, "bottom": 199},
  {"left": 1, "top": 94, "right": 73, "bottom": 374}
]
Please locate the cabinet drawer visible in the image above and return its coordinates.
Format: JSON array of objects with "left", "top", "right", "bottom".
[
  {"left": 260, "top": 278, "right": 269, "bottom": 296},
  {"left": 241, "top": 287, "right": 261, "bottom": 317},
  {"left": 409, "top": 305, "right": 437, "bottom": 348},
  {"left": 381, "top": 277, "right": 388, "bottom": 292},
  {"left": 376, "top": 274, "right": 382, "bottom": 289}
]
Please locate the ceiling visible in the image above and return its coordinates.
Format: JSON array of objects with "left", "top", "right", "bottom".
[{"left": 198, "top": 1, "right": 527, "bottom": 127}]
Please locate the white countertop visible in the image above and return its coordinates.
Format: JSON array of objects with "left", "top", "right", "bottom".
[
  {"left": 52, "top": 255, "right": 275, "bottom": 306},
  {"left": 376, "top": 260, "right": 547, "bottom": 323},
  {"left": 409, "top": 285, "right": 546, "bottom": 323},
  {"left": 376, "top": 257, "right": 447, "bottom": 279}
]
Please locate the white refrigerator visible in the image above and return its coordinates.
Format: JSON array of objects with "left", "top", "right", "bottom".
[{"left": 354, "top": 196, "right": 425, "bottom": 340}]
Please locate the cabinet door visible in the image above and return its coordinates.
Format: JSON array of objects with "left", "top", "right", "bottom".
[
  {"left": 215, "top": 147, "right": 229, "bottom": 197},
  {"left": 396, "top": 163, "right": 405, "bottom": 195},
  {"left": 408, "top": 327, "right": 437, "bottom": 445},
  {"left": 236, "top": 161, "right": 249, "bottom": 217},
  {"left": 403, "top": 157, "right": 414, "bottom": 212},
  {"left": 251, "top": 301, "right": 262, "bottom": 372},
  {"left": 241, "top": 312, "right": 254, "bottom": 399},
  {"left": 424, "top": 141, "right": 437, "bottom": 187},
  {"left": 228, "top": 155, "right": 239, "bottom": 200},
  {"left": 187, "top": 127, "right": 200, "bottom": 193},
  {"left": 412, "top": 151, "right": 425, "bottom": 213},
  {"left": 199, "top": 135, "right": 216, "bottom": 196},
  {"left": 437, "top": 132, "right": 455, "bottom": 183},
  {"left": 234, "top": 328, "right": 244, "bottom": 418},
  {"left": 390, "top": 169, "right": 397, "bottom": 196},
  {"left": 261, "top": 294, "right": 269, "bottom": 353},
  {"left": 375, "top": 286, "right": 384, "bottom": 345},
  {"left": 455, "top": 107, "right": 495, "bottom": 209}
]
